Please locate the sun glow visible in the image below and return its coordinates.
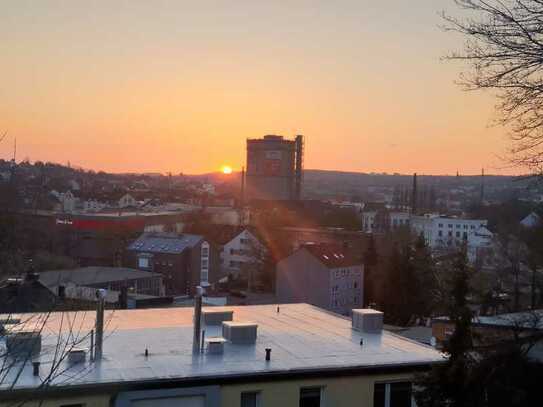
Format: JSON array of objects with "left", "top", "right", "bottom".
[{"left": 221, "top": 165, "right": 233, "bottom": 174}]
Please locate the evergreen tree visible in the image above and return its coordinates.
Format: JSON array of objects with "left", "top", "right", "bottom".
[
  {"left": 415, "top": 247, "right": 479, "bottom": 407},
  {"left": 363, "top": 235, "right": 378, "bottom": 307},
  {"left": 412, "top": 233, "right": 438, "bottom": 317}
]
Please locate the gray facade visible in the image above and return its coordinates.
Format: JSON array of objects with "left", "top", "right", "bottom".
[{"left": 276, "top": 247, "right": 364, "bottom": 315}]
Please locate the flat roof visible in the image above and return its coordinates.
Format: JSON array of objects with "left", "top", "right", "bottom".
[
  {"left": 434, "top": 309, "right": 543, "bottom": 330},
  {"left": 39, "top": 267, "right": 162, "bottom": 288},
  {"left": 1, "top": 304, "right": 444, "bottom": 392}
]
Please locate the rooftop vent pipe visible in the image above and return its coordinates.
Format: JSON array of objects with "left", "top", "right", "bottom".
[
  {"left": 32, "top": 361, "right": 40, "bottom": 377},
  {"left": 193, "top": 286, "right": 204, "bottom": 355},
  {"left": 95, "top": 289, "right": 106, "bottom": 361}
]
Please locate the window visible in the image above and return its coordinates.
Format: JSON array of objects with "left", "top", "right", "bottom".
[
  {"left": 463, "top": 225, "right": 468, "bottom": 229},
  {"left": 456, "top": 224, "right": 461, "bottom": 229},
  {"left": 438, "top": 230, "right": 443, "bottom": 237},
  {"left": 240, "top": 238, "right": 250, "bottom": 245},
  {"left": 138, "top": 257, "right": 149, "bottom": 269},
  {"left": 374, "top": 382, "right": 413, "bottom": 407},
  {"left": 241, "top": 391, "right": 260, "bottom": 407},
  {"left": 448, "top": 231, "right": 452, "bottom": 237},
  {"left": 463, "top": 232, "right": 468, "bottom": 239},
  {"left": 448, "top": 224, "right": 453, "bottom": 228},
  {"left": 299, "top": 387, "right": 322, "bottom": 407},
  {"left": 202, "top": 247, "right": 209, "bottom": 257},
  {"left": 438, "top": 223, "right": 443, "bottom": 228},
  {"left": 201, "top": 270, "right": 209, "bottom": 283},
  {"left": 201, "top": 259, "right": 208, "bottom": 269},
  {"left": 230, "top": 248, "right": 235, "bottom": 255},
  {"left": 354, "top": 281, "right": 358, "bottom": 289},
  {"left": 456, "top": 231, "right": 460, "bottom": 238}
]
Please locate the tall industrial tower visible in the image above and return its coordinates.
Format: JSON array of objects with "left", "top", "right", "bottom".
[{"left": 245, "top": 134, "right": 304, "bottom": 201}]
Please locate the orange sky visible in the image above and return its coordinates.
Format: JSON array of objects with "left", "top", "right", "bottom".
[{"left": 0, "top": 0, "right": 518, "bottom": 175}]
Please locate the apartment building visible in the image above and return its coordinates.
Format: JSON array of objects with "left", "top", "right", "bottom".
[
  {"left": 276, "top": 243, "right": 364, "bottom": 315},
  {"left": 128, "top": 232, "right": 219, "bottom": 295}
]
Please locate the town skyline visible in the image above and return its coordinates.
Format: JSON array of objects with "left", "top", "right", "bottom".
[{"left": 1, "top": 0, "right": 520, "bottom": 176}]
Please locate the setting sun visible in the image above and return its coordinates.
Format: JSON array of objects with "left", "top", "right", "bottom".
[{"left": 221, "top": 165, "right": 232, "bottom": 174}]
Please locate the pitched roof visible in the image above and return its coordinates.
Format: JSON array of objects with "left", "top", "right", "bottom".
[
  {"left": 128, "top": 232, "right": 203, "bottom": 254},
  {"left": 302, "top": 243, "right": 361, "bottom": 268}
]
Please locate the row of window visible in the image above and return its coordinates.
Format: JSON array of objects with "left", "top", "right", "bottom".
[
  {"left": 438, "top": 223, "right": 477, "bottom": 230},
  {"left": 230, "top": 248, "right": 249, "bottom": 255},
  {"left": 57, "top": 382, "right": 413, "bottom": 407},
  {"left": 333, "top": 269, "right": 360, "bottom": 278},
  {"left": 331, "top": 296, "right": 360, "bottom": 308},
  {"left": 332, "top": 281, "right": 359, "bottom": 292},
  {"left": 201, "top": 242, "right": 210, "bottom": 283},
  {"left": 240, "top": 382, "right": 412, "bottom": 407},
  {"left": 438, "top": 230, "right": 468, "bottom": 239}
]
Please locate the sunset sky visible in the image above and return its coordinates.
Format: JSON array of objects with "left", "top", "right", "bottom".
[{"left": 1, "top": 0, "right": 515, "bottom": 175}]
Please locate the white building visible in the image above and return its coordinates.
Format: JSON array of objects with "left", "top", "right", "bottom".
[
  {"left": 362, "top": 209, "right": 493, "bottom": 262},
  {"left": 520, "top": 212, "right": 541, "bottom": 228},
  {"left": 119, "top": 193, "right": 138, "bottom": 208},
  {"left": 362, "top": 211, "right": 377, "bottom": 233},
  {"left": 410, "top": 214, "right": 492, "bottom": 261},
  {"left": 221, "top": 229, "right": 265, "bottom": 274},
  {"left": 83, "top": 199, "right": 106, "bottom": 212},
  {"left": 51, "top": 190, "right": 78, "bottom": 213}
]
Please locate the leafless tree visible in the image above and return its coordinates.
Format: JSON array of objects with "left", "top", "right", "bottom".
[
  {"left": 0, "top": 304, "right": 115, "bottom": 406},
  {"left": 444, "top": 1, "right": 543, "bottom": 174}
]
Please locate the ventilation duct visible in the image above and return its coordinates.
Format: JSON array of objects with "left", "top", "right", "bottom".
[
  {"left": 352, "top": 309, "right": 383, "bottom": 334},
  {"left": 222, "top": 321, "right": 258, "bottom": 344},
  {"left": 202, "top": 309, "right": 233, "bottom": 326},
  {"left": 6, "top": 331, "right": 42, "bottom": 358}
]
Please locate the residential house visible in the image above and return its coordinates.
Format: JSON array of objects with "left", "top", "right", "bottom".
[
  {"left": 520, "top": 212, "right": 541, "bottom": 228},
  {"left": 119, "top": 193, "right": 138, "bottom": 209},
  {"left": 277, "top": 243, "right": 364, "bottom": 315},
  {"left": 221, "top": 229, "right": 265, "bottom": 274}
]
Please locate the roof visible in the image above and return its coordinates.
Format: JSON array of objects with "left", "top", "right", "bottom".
[
  {"left": 434, "top": 309, "right": 543, "bottom": 330},
  {"left": 0, "top": 304, "right": 443, "bottom": 393},
  {"left": 302, "top": 243, "right": 361, "bottom": 268},
  {"left": 39, "top": 267, "right": 162, "bottom": 289},
  {"left": 128, "top": 232, "right": 203, "bottom": 254}
]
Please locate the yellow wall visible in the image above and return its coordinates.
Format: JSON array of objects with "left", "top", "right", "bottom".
[
  {"left": 1, "top": 372, "right": 416, "bottom": 407},
  {"left": 221, "top": 372, "right": 415, "bottom": 407},
  {"left": 0, "top": 394, "right": 110, "bottom": 407}
]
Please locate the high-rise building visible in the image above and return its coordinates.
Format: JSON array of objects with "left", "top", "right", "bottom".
[{"left": 245, "top": 134, "right": 304, "bottom": 201}]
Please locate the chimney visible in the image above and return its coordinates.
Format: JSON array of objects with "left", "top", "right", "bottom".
[
  {"left": 118, "top": 286, "right": 128, "bottom": 309},
  {"left": 95, "top": 289, "right": 106, "bottom": 361},
  {"left": 193, "top": 286, "right": 204, "bottom": 355},
  {"left": 294, "top": 135, "right": 304, "bottom": 200},
  {"left": 411, "top": 173, "right": 418, "bottom": 215},
  {"left": 58, "top": 285, "right": 66, "bottom": 299}
]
